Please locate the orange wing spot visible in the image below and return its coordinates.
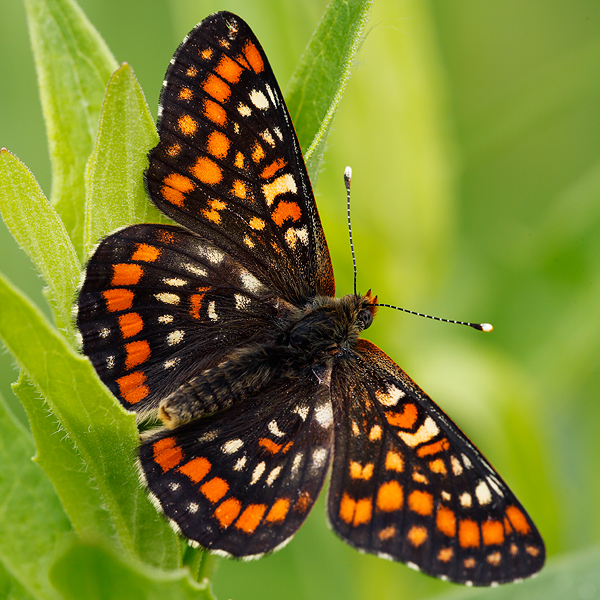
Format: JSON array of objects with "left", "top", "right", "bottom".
[
  {"left": 408, "top": 490, "right": 434, "bottom": 516},
  {"left": 482, "top": 519, "right": 505, "bottom": 546},
  {"left": 525, "top": 545, "right": 541, "bottom": 557},
  {"left": 186, "top": 64, "right": 199, "bottom": 76},
  {"left": 487, "top": 551, "right": 502, "bottom": 566},
  {"left": 417, "top": 438, "right": 450, "bottom": 457},
  {"left": 190, "top": 288, "right": 209, "bottom": 319},
  {"left": 436, "top": 506, "right": 456, "bottom": 537},
  {"left": 266, "top": 498, "right": 290, "bottom": 523},
  {"left": 235, "top": 504, "right": 267, "bottom": 533},
  {"left": 243, "top": 235, "right": 255, "bottom": 248},
  {"left": 294, "top": 491, "right": 311, "bottom": 513},
  {"left": 271, "top": 201, "right": 301, "bottom": 227},
  {"left": 428, "top": 458, "right": 447, "bottom": 475},
  {"left": 504, "top": 516, "right": 514, "bottom": 534},
  {"left": 258, "top": 438, "right": 282, "bottom": 454},
  {"left": 234, "top": 53, "right": 250, "bottom": 70},
  {"left": 166, "top": 143, "right": 181, "bottom": 157},
  {"left": 385, "top": 450, "right": 404, "bottom": 472},
  {"left": 207, "top": 130, "right": 230, "bottom": 159},
  {"left": 349, "top": 461, "right": 374, "bottom": 480},
  {"left": 191, "top": 156, "right": 223, "bottom": 185},
  {"left": 505, "top": 505, "right": 531, "bottom": 535},
  {"left": 215, "top": 54, "right": 243, "bottom": 83},
  {"left": 215, "top": 497, "right": 241, "bottom": 528},
  {"left": 202, "top": 209, "right": 221, "bottom": 224},
  {"left": 282, "top": 441, "right": 293, "bottom": 454},
  {"left": 203, "top": 73, "right": 231, "bottom": 103},
  {"left": 203, "top": 99, "right": 227, "bottom": 126},
  {"left": 231, "top": 179, "right": 247, "bottom": 198},
  {"left": 378, "top": 526, "right": 397, "bottom": 541},
  {"left": 164, "top": 173, "right": 195, "bottom": 193},
  {"left": 459, "top": 519, "right": 481, "bottom": 548},
  {"left": 199, "top": 48, "right": 212, "bottom": 61},
  {"left": 177, "top": 114, "right": 198, "bottom": 136},
  {"left": 249, "top": 217, "right": 265, "bottom": 230},
  {"left": 111, "top": 263, "right": 143, "bottom": 287},
  {"left": 339, "top": 493, "right": 355, "bottom": 524},
  {"left": 510, "top": 543, "right": 519, "bottom": 556},
  {"left": 252, "top": 142, "right": 265, "bottom": 163},
  {"left": 353, "top": 498, "right": 372, "bottom": 526},
  {"left": 156, "top": 230, "right": 175, "bottom": 244},
  {"left": 102, "top": 289, "right": 134, "bottom": 312},
  {"left": 412, "top": 470, "right": 429, "bottom": 485},
  {"left": 179, "top": 87, "right": 193, "bottom": 100},
  {"left": 464, "top": 557, "right": 476, "bottom": 569},
  {"left": 132, "top": 243, "right": 160, "bottom": 262},
  {"left": 407, "top": 526, "right": 428, "bottom": 547},
  {"left": 116, "top": 371, "right": 148, "bottom": 405},
  {"left": 153, "top": 436, "right": 183, "bottom": 472},
  {"left": 260, "top": 158, "right": 287, "bottom": 180},
  {"left": 376, "top": 480, "right": 404, "bottom": 512},
  {"left": 243, "top": 41, "right": 264, "bottom": 73},
  {"left": 200, "top": 477, "right": 229, "bottom": 503},
  {"left": 118, "top": 312, "right": 143, "bottom": 339},
  {"left": 124, "top": 340, "right": 150, "bottom": 370},
  {"left": 234, "top": 151, "right": 245, "bottom": 169},
  {"left": 385, "top": 403, "right": 418, "bottom": 429},
  {"left": 437, "top": 547, "right": 453, "bottom": 563},
  {"left": 161, "top": 185, "right": 185, "bottom": 207},
  {"left": 178, "top": 456, "right": 211, "bottom": 483}
]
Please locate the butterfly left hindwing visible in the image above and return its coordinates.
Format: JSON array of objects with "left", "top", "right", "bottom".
[{"left": 76, "top": 10, "right": 545, "bottom": 586}]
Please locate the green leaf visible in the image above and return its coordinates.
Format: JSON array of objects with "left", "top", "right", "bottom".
[
  {"left": 0, "top": 149, "right": 81, "bottom": 341},
  {"left": 49, "top": 539, "right": 215, "bottom": 600},
  {"left": 0, "top": 388, "right": 71, "bottom": 600},
  {"left": 85, "top": 63, "right": 171, "bottom": 256},
  {"left": 285, "top": 0, "right": 373, "bottom": 181},
  {"left": 24, "top": 0, "right": 119, "bottom": 256},
  {"left": 12, "top": 374, "right": 115, "bottom": 542},
  {"left": 0, "top": 272, "right": 181, "bottom": 569},
  {"left": 0, "top": 561, "right": 38, "bottom": 600}
]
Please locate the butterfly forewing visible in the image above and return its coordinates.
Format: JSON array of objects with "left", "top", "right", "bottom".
[
  {"left": 328, "top": 340, "right": 545, "bottom": 585},
  {"left": 146, "top": 11, "right": 334, "bottom": 303},
  {"left": 140, "top": 368, "right": 334, "bottom": 557}
]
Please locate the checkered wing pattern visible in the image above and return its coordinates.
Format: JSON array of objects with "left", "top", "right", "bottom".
[
  {"left": 140, "top": 367, "right": 333, "bottom": 557},
  {"left": 146, "top": 11, "right": 334, "bottom": 304},
  {"left": 328, "top": 340, "right": 545, "bottom": 585}
]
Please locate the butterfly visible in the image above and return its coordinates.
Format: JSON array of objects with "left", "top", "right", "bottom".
[{"left": 76, "top": 11, "right": 545, "bottom": 585}]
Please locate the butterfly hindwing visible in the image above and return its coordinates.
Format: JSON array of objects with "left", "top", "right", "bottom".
[
  {"left": 77, "top": 223, "right": 276, "bottom": 412},
  {"left": 146, "top": 11, "right": 334, "bottom": 303},
  {"left": 328, "top": 339, "right": 545, "bottom": 585},
  {"left": 139, "top": 366, "right": 334, "bottom": 557}
]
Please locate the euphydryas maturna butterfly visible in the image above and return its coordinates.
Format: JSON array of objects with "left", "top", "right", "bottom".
[{"left": 77, "top": 11, "right": 545, "bottom": 585}]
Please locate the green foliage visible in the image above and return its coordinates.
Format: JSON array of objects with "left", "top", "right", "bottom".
[{"left": 0, "top": 0, "right": 371, "bottom": 597}]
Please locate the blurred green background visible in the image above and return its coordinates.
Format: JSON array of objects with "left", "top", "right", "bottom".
[{"left": 1, "top": 0, "right": 599, "bottom": 599}]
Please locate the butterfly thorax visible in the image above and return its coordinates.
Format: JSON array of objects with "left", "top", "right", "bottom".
[{"left": 159, "top": 293, "right": 377, "bottom": 429}]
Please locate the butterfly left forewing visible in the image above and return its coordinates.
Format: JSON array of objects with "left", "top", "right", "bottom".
[
  {"left": 328, "top": 339, "right": 545, "bottom": 585},
  {"left": 146, "top": 11, "right": 334, "bottom": 303},
  {"left": 139, "top": 367, "right": 334, "bottom": 556}
]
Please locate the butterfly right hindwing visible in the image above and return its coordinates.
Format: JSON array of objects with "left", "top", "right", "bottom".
[{"left": 328, "top": 339, "right": 545, "bottom": 585}]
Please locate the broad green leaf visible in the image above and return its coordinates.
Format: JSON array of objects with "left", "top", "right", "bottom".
[
  {"left": 49, "top": 539, "right": 215, "bottom": 600},
  {"left": 0, "top": 561, "right": 37, "bottom": 600},
  {"left": 285, "top": 0, "right": 373, "bottom": 181},
  {"left": 24, "top": 0, "right": 118, "bottom": 256},
  {"left": 0, "top": 149, "right": 80, "bottom": 342},
  {"left": 85, "top": 63, "right": 171, "bottom": 256},
  {"left": 435, "top": 546, "right": 600, "bottom": 600},
  {"left": 0, "top": 389, "right": 71, "bottom": 600},
  {"left": 13, "top": 374, "right": 115, "bottom": 542},
  {"left": 0, "top": 272, "right": 181, "bottom": 569}
]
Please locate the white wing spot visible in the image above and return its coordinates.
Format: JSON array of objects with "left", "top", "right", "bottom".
[
  {"left": 398, "top": 417, "right": 439, "bottom": 447},
  {"left": 268, "top": 420, "right": 286, "bottom": 438},
  {"left": 239, "top": 271, "right": 264, "bottom": 293},
  {"left": 169, "top": 482, "right": 180, "bottom": 491},
  {"left": 475, "top": 480, "right": 492, "bottom": 505},
  {"left": 376, "top": 384, "right": 405, "bottom": 407},
  {"left": 249, "top": 89, "right": 269, "bottom": 110},
  {"left": 260, "top": 129, "right": 275, "bottom": 147},
  {"left": 293, "top": 404, "right": 309, "bottom": 421},
  {"left": 208, "top": 301, "right": 218, "bottom": 321},
  {"left": 158, "top": 314, "right": 173, "bottom": 324},
  {"left": 184, "top": 263, "right": 207, "bottom": 277},
  {"left": 167, "top": 330, "right": 185, "bottom": 345},
  {"left": 99, "top": 327, "right": 110, "bottom": 338},
  {"left": 265, "top": 83, "right": 277, "bottom": 106},
  {"left": 188, "top": 502, "right": 199, "bottom": 513},
  {"left": 441, "top": 491, "right": 451, "bottom": 502},
  {"left": 198, "top": 430, "right": 218, "bottom": 443},
  {"left": 234, "top": 294, "right": 250, "bottom": 310},
  {"left": 487, "top": 476, "right": 504, "bottom": 497},
  {"left": 273, "top": 126, "right": 283, "bottom": 141},
  {"left": 266, "top": 466, "right": 282, "bottom": 486},
  {"left": 237, "top": 102, "right": 252, "bottom": 117},
  {"left": 459, "top": 492, "right": 472, "bottom": 508},
  {"left": 314, "top": 401, "right": 333, "bottom": 427},
  {"left": 106, "top": 355, "right": 115, "bottom": 369},
  {"left": 164, "top": 358, "right": 180, "bottom": 369},
  {"left": 311, "top": 447, "right": 328, "bottom": 469},
  {"left": 222, "top": 439, "right": 243, "bottom": 454},
  {"left": 234, "top": 456, "right": 247, "bottom": 471},
  {"left": 162, "top": 277, "right": 187, "bottom": 287},
  {"left": 451, "top": 455, "right": 463, "bottom": 476},
  {"left": 155, "top": 292, "right": 180, "bottom": 305},
  {"left": 462, "top": 454, "right": 473, "bottom": 468},
  {"left": 291, "top": 452, "right": 304, "bottom": 476},
  {"left": 250, "top": 461, "right": 266, "bottom": 485}
]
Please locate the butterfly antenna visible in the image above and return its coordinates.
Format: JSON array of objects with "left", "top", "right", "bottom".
[
  {"left": 344, "top": 166, "right": 358, "bottom": 296},
  {"left": 373, "top": 302, "right": 493, "bottom": 332}
]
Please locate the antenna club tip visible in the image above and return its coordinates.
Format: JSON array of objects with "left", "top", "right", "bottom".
[
  {"left": 479, "top": 323, "right": 493, "bottom": 332},
  {"left": 344, "top": 166, "right": 352, "bottom": 181}
]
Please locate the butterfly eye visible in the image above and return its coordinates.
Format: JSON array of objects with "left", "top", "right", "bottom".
[{"left": 357, "top": 308, "right": 373, "bottom": 331}]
